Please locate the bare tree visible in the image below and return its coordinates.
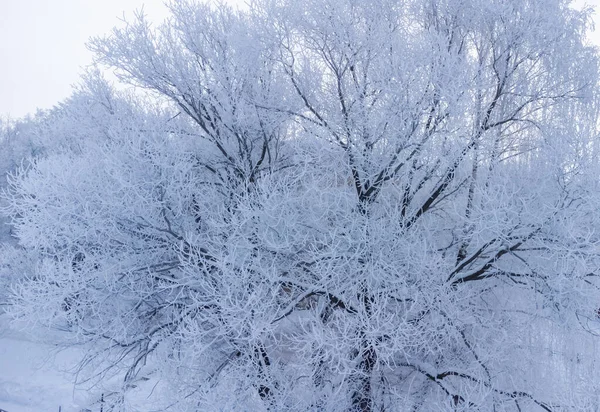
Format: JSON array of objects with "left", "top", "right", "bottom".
[{"left": 4, "top": 0, "right": 600, "bottom": 410}]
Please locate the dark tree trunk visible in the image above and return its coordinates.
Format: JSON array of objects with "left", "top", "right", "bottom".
[
  {"left": 352, "top": 339, "right": 377, "bottom": 412},
  {"left": 352, "top": 287, "right": 377, "bottom": 412},
  {"left": 254, "top": 344, "right": 273, "bottom": 402}
]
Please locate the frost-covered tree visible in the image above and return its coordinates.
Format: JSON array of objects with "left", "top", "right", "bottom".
[
  {"left": 0, "top": 115, "right": 45, "bottom": 304},
  {"left": 4, "top": 0, "right": 600, "bottom": 410}
]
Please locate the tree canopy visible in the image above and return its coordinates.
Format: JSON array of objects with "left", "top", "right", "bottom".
[{"left": 3, "top": 0, "right": 600, "bottom": 410}]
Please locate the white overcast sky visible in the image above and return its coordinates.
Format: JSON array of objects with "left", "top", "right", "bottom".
[
  {"left": 0, "top": 0, "right": 173, "bottom": 118},
  {"left": 0, "top": 0, "right": 599, "bottom": 119}
]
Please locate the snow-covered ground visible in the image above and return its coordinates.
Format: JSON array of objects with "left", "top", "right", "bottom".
[{"left": 0, "top": 315, "right": 90, "bottom": 412}]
